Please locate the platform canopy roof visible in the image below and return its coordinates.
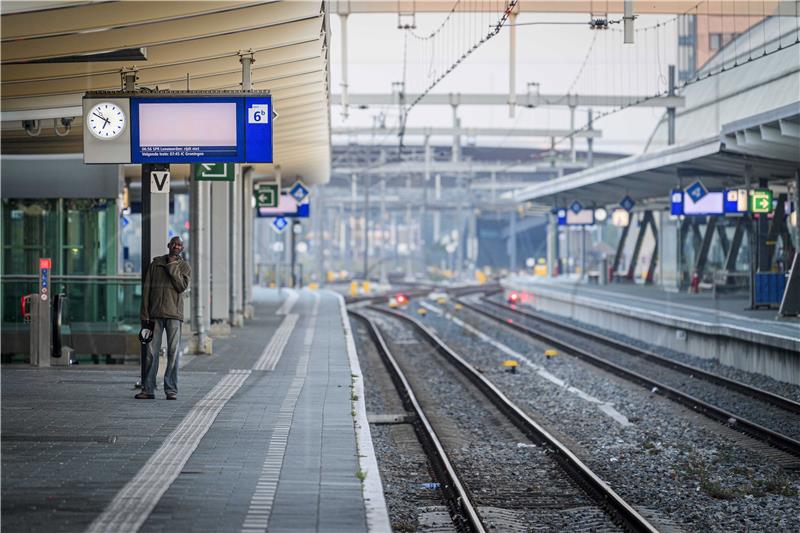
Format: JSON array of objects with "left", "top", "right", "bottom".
[
  {"left": 510, "top": 108, "right": 800, "bottom": 208},
  {"left": 0, "top": 1, "right": 332, "bottom": 184},
  {"left": 510, "top": 16, "right": 800, "bottom": 208}
]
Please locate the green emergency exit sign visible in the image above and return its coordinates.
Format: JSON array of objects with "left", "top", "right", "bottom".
[
  {"left": 749, "top": 189, "right": 773, "bottom": 213},
  {"left": 193, "top": 163, "right": 234, "bottom": 181}
]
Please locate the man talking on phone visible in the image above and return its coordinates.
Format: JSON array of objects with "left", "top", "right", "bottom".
[{"left": 136, "top": 236, "right": 191, "bottom": 400}]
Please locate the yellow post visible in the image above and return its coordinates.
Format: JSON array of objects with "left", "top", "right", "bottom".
[
  {"left": 349, "top": 280, "right": 358, "bottom": 297},
  {"left": 362, "top": 281, "right": 371, "bottom": 293}
]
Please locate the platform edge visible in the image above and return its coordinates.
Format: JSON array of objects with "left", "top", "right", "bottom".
[{"left": 335, "top": 292, "right": 392, "bottom": 533}]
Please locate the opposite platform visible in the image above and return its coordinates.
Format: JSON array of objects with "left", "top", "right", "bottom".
[
  {"left": 1, "top": 288, "right": 390, "bottom": 533},
  {"left": 503, "top": 276, "right": 800, "bottom": 384}
]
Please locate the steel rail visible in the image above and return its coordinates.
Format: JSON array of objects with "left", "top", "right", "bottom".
[
  {"left": 367, "top": 305, "right": 660, "bottom": 533},
  {"left": 481, "top": 296, "right": 800, "bottom": 415},
  {"left": 457, "top": 297, "right": 800, "bottom": 459},
  {"left": 348, "top": 309, "right": 486, "bottom": 533}
]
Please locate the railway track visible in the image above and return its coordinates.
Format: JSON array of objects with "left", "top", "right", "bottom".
[
  {"left": 455, "top": 292, "right": 800, "bottom": 465},
  {"left": 350, "top": 305, "right": 659, "bottom": 533}
]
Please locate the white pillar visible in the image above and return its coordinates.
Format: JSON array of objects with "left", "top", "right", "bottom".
[
  {"left": 210, "top": 181, "right": 230, "bottom": 327},
  {"left": 242, "top": 167, "right": 254, "bottom": 318}
]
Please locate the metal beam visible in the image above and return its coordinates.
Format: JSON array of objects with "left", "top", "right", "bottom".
[
  {"left": 335, "top": 1, "right": 774, "bottom": 15},
  {"left": 333, "top": 160, "right": 589, "bottom": 175},
  {"left": 332, "top": 126, "right": 602, "bottom": 138},
  {"left": 331, "top": 92, "right": 684, "bottom": 108}
]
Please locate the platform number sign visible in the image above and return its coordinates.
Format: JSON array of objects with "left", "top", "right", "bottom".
[
  {"left": 39, "top": 258, "right": 51, "bottom": 301},
  {"left": 289, "top": 181, "right": 310, "bottom": 204},
  {"left": 685, "top": 180, "right": 708, "bottom": 202},
  {"left": 271, "top": 216, "right": 289, "bottom": 234},
  {"left": 619, "top": 195, "right": 635, "bottom": 212},
  {"left": 749, "top": 189, "right": 773, "bottom": 214},
  {"left": 569, "top": 200, "right": 583, "bottom": 214}
]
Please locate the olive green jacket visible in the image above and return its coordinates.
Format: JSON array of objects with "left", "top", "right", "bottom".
[{"left": 140, "top": 255, "right": 191, "bottom": 322}]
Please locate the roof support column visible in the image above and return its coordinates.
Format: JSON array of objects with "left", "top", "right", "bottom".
[
  {"left": 190, "top": 174, "right": 211, "bottom": 353},
  {"left": 229, "top": 164, "right": 243, "bottom": 327},
  {"left": 778, "top": 171, "right": 800, "bottom": 316},
  {"left": 210, "top": 180, "right": 230, "bottom": 331},
  {"left": 240, "top": 51, "right": 255, "bottom": 319},
  {"left": 508, "top": 209, "right": 517, "bottom": 272}
]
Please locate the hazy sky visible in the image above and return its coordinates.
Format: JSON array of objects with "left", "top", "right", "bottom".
[{"left": 329, "top": 11, "right": 680, "bottom": 155}]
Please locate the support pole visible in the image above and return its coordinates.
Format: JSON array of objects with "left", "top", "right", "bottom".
[
  {"left": 626, "top": 211, "right": 652, "bottom": 280},
  {"left": 451, "top": 103, "right": 460, "bottom": 163},
  {"left": 290, "top": 220, "right": 297, "bottom": 287},
  {"left": 508, "top": 10, "right": 517, "bottom": 118},
  {"left": 339, "top": 13, "right": 350, "bottom": 119},
  {"left": 210, "top": 181, "right": 230, "bottom": 325},
  {"left": 433, "top": 174, "right": 441, "bottom": 242},
  {"left": 229, "top": 166, "right": 242, "bottom": 326},
  {"left": 422, "top": 134, "right": 431, "bottom": 276},
  {"left": 363, "top": 174, "right": 370, "bottom": 280},
  {"left": 569, "top": 105, "right": 576, "bottom": 163},
  {"left": 694, "top": 216, "right": 717, "bottom": 281},
  {"left": 623, "top": 0, "right": 635, "bottom": 44},
  {"left": 190, "top": 175, "right": 210, "bottom": 353},
  {"left": 240, "top": 51, "right": 254, "bottom": 319},
  {"left": 667, "top": 65, "right": 676, "bottom": 145},
  {"left": 508, "top": 210, "right": 517, "bottom": 272},
  {"left": 587, "top": 109, "right": 594, "bottom": 166},
  {"left": 241, "top": 167, "right": 254, "bottom": 317},
  {"left": 379, "top": 178, "right": 388, "bottom": 284},
  {"left": 140, "top": 163, "right": 169, "bottom": 381}
]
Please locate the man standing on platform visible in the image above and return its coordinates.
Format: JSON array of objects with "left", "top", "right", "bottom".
[{"left": 136, "top": 236, "right": 191, "bottom": 400}]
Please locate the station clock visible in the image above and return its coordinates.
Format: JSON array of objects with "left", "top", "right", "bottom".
[{"left": 86, "top": 101, "right": 126, "bottom": 140}]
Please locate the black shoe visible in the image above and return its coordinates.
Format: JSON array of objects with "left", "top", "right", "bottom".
[
  {"left": 166, "top": 393, "right": 177, "bottom": 400},
  {"left": 135, "top": 392, "right": 155, "bottom": 399}
]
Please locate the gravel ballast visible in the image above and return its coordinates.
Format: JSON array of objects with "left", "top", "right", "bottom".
[{"left": 402, "top": 299, "right": 800, "bottom": 533}]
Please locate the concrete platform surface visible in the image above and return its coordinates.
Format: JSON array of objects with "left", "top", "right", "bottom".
[
  {"left": 505, "top": 275, "right": 799, "bottom": 351},
  {"left": 1, "top": 288, "right": 389, "bottom": 533}
]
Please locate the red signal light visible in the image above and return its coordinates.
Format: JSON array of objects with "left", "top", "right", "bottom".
[{"left": 396, "top": 293, "right": 408, "bottom": 304}]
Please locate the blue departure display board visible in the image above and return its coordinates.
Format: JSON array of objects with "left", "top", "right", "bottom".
[{"left": 130, "top": 95, "right": 273, "bottom": 164}]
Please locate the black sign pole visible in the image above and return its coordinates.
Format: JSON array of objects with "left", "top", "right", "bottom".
[{"left": 140, "top": 163, "right": 152, "bottom": 387}]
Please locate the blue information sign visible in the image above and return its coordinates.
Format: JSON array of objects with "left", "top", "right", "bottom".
[
  {"left": 289, "top": 181, "right": 310, "bottom": 204},
  {"left": 685, "top": 180, "right": 708, "bottom": 202},
  {"left": 556, "top": 208, "right": 567, "bottom": 225},
  {"left": 130, "top": 95, "right": 273, "bottom": 164},
  {"left": 570, "top": 200, "right": 583, "bottom": 214},
  {"left": 670, "top": 190, "right": 683, "bottom": 216},
  {"left": 620, "top": 195, "right": 635, "bottom": 212},
  {"left": 271, "top": 217, "right": 289, "bottom": 234}
]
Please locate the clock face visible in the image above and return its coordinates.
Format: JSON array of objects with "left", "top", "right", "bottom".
[{"left": 87, "top": 102, "right": 126, "bottom": 140}]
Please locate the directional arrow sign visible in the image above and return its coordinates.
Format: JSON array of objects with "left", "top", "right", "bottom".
[
  {"left": 255, "top": 182, "right": 280, "bottom": 208},
  {"left": 194, "top": 163, "right": 234, "bottom": 181},
  {"left": 749, "top": 189, "right": 773, "bottom": 214}
]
